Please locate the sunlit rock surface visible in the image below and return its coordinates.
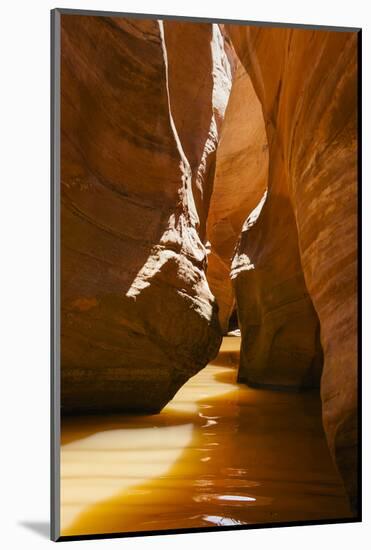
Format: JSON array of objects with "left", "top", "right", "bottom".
[
  {"left": 207, "top": 61, "right": 269, "bottom": 332},
  {"left": 164, "top": 21, "right": 232, "bottom": 240},
  {"left": 226, "top": 25, "right": 358, "bottom": 507},
  {"left": 60, "top": 16, "right": 232, "bottom": 413}
]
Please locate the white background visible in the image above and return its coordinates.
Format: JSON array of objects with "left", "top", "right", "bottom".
[{"left": 0, "top": 0, "right": 369, "bottom": 548}]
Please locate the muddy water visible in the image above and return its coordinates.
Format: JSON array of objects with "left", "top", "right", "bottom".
[{"left": 60, "top": 337, "right": 352, "bottom": 536}]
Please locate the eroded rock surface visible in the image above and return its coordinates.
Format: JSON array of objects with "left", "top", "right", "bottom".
[
  {"left": 207, "top": 61, "right": 269, "bottom": 332},
  {"left": 231, "top": 193, "right": 323, "bottom": 390},
  {"left": 60, "top": 15, "right": 231, "bottom": 413},
  {"left": 226, "top": 25, "right": 358, "bottom": 507}
]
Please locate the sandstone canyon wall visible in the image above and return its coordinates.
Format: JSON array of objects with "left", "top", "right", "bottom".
[
  {"left": 60, "top": 16, "right": 232, "bottom": 413},
  {"left": 226, "top": 25, "right": 358, "bottom": 508},
  {"left": 207, "top": 61, "right": 269, "bottom": 332}
]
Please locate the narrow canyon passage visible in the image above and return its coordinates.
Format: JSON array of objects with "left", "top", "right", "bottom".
[
  {"left": 60, "top": 337, "right": 351, "bottom": 536},
  {"left": 58, "top": 14, "right": 358, "bottom": 535}
]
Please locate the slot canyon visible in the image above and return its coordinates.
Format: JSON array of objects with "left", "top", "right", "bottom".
[{"left": 59, "top": 13, "right": 359, "bottom": 536}]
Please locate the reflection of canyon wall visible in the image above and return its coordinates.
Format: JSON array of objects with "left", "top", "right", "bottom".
[
  {"left": 226, "top": 25, "right": 358, "bottom": 508},
  {"left": 60, "top": 16, "right": 231, "bottom": 413},
  {"left": 207, "top": 62, "right": 269, "bottom": 332}
]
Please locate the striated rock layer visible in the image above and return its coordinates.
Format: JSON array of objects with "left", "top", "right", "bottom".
[
  {"left": 207, "top": 61, "right": 269, "bottom": 332},
  {"left": 226, "top": 25, "right": 358, "bottom": 508},
  {"left": 60, "top": 15, "right": 231, "bottom": 413}
]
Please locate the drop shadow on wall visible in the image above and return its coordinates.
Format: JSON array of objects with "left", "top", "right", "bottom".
[{"left": 18, "top": 521, "right": 49, "bottom": 539}]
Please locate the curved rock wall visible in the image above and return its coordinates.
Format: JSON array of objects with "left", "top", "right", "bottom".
[
  {"left": 60, "top": 15, "right": 231, "bottom": 413},
  {"left": 226, "top": 25, "right": 358, "bottom": 508},
  {"left": 207, "top": 61, "right": 269, "bottom": 332},
  {"left": 231, "top": 191, "right": 323, "bottom": 391}
]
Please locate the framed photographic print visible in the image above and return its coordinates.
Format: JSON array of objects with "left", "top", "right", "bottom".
[{"left": 51, "top": 7, "right": 361, "bottom": 542}]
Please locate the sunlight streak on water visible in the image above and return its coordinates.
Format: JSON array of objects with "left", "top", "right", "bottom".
[
  {"left": 218, "top": 495, "right": 256, "bottom": 502},
  {"left": 61, "top": 424, "right": 193, "bottom": 530}
]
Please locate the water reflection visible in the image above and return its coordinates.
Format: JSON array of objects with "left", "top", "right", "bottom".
[
  {"left": 61, "top": 337, "right": 352, "bottom": 536},
  {"left": 203, "top": 515, "right": 244, "bottom": 526}
]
